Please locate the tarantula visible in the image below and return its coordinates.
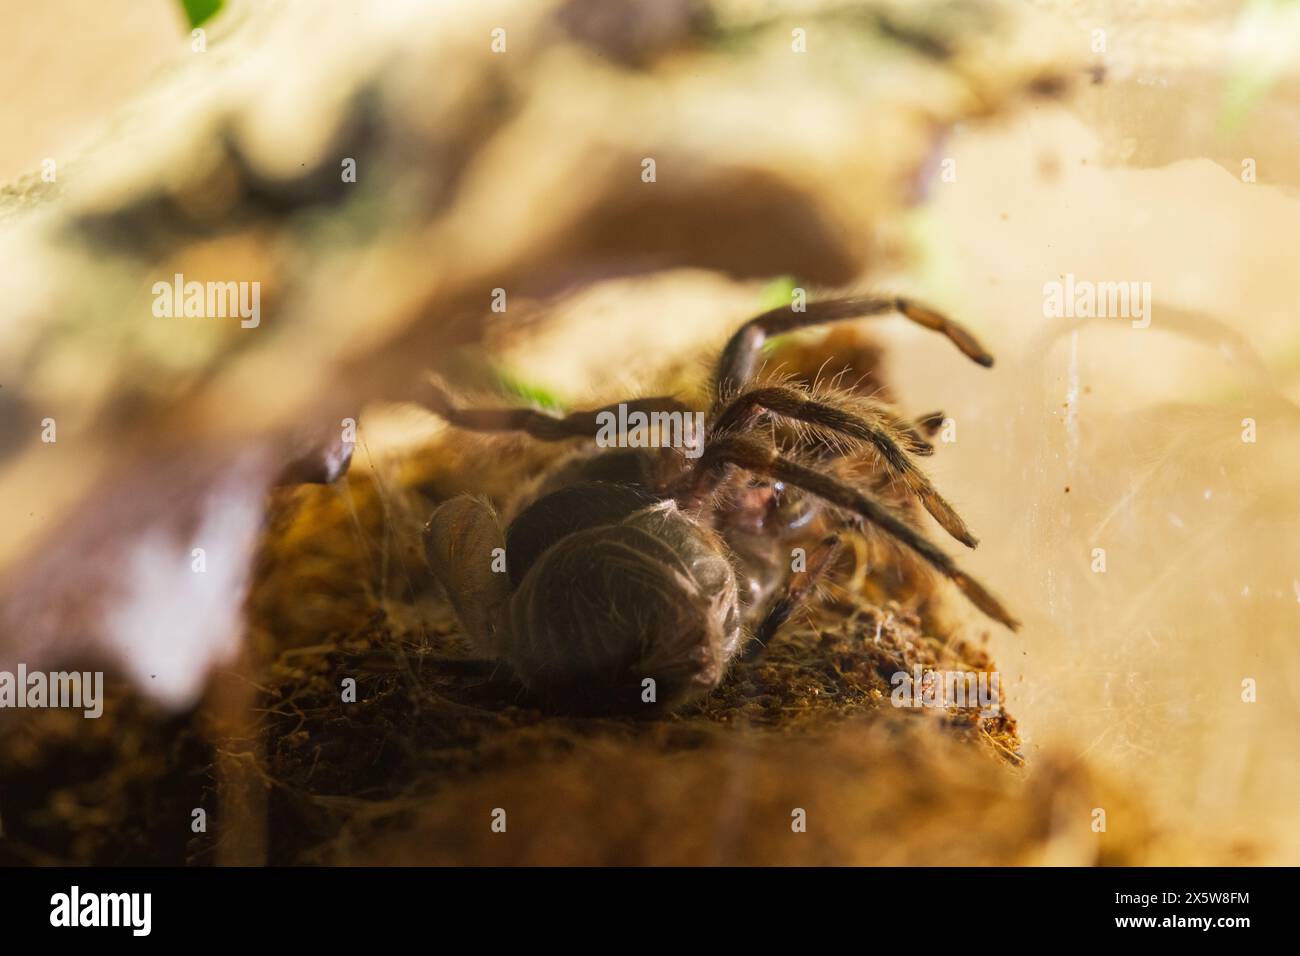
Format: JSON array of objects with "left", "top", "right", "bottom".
[{"left": 422, "top": 296, "right": 1018, "bottom": 714}]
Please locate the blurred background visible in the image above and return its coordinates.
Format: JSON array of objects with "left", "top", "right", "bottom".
[{"left": 0, "top": 0, "right": 1297, "bottom": 864}]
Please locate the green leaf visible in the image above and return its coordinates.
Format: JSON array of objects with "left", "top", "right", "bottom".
[
  {"left": 494, "top": 370, "right": 564, "bottom": 411},
  {"left": 758, "top": 275, "right": 799, "bottom": 311},
  {"left": 179, "top": 0, "right": 223, "bottom": 30}
]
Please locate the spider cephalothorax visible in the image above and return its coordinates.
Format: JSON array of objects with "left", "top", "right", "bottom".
[{"left": 423, "top": 297, "right": 1018, "bottom": 714}]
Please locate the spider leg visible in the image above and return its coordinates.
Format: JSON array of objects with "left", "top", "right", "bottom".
[
  {"left": 426, "top": 380, "right": 692, "bottom": 442},
  {"left": 710, "top": 385, "right": 976, "bottom": 547},
  {"left": 885, "top": 410, "right": 948, "bottom": 457},
  {"left": 894, "top": 414, "right": 936, "bottom": 456},
  {"left": 743, "top": 533, "right": 844, "bottom": 661},
  {"left": 914, "top": 410, "right": 946, "bottom": 437},
  {"left": 676, "top": 437, "right": 1019, "bottom": 631},
  {"left": 424, "top": 495, "right": 513, "bottom": 657},
  {"left": 712, "top": 296, "right": 995, "bottom": 405}
]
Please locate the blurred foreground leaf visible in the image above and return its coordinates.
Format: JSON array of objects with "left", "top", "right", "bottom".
[{"left": 179, "top": 0, "right": 223, "bottom": 30}]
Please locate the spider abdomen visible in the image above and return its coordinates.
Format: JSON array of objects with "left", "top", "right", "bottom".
[{"left": 504, "top": 501, "right": 741, "bottom": 714}]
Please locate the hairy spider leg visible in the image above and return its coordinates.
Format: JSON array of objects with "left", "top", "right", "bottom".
[
  {"left": 676, "top": 436, "right": 1019, "bottom": 631},
  {"left": 914, "top": 410, "right": 947, "bottom": 437},
  {"left": 426, "top": 380, "right": 692, "bottom": 442},
  {"left": 711, "top": 296, "right": 995, "bottom": 408},
  {"left": 709, "top": 385, "right": 977, "bottom": 547}
]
